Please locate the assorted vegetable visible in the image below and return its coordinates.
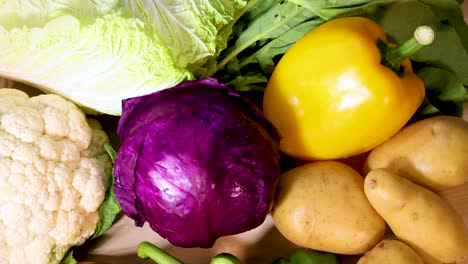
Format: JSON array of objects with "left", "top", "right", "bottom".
[
  {"left": 0, "top": 0, "right": 468, "bottom": 263},
  {"left": 113, "top": 78, "right": 281, "bottom": 248},
  {"left": 1, "top": 0, "right": 467, "bottom": 117},
  {"left": 214, "top": 0, "right": 468, "bottom": 117}
]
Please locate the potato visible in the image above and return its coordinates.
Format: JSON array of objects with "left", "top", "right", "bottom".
[
  {"left": 363, "top": 116, "right": 468, "bottom": 191},
  {"left": 357, "top": 239, "right": 423, "bottom": 264},
  {"left": 364, "top": 168, "right": 468, "bottom": 263},
  {"left": 272, "top": 161, "right": 386, "bottom": 255}
]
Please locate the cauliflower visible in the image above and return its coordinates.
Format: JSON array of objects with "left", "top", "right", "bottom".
[{"left": 0, "top": 88, "right": 113, "bottom": 264}]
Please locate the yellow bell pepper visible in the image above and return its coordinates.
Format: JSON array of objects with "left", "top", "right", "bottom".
[{"left": 263, "top": 16, "right": 433, "bottom": 160}]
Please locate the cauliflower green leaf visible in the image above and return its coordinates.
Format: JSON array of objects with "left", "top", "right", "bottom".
[
  {"left": 58, "top": 251, "right": 77, "bottom": 264},
  {"left": 90, "top": 144, "right": 121, "bottom": 240}
]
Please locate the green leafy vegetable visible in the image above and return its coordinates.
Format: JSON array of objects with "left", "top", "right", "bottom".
[
  {"left": 226, "top": 73, "right": 268, "bottom": 91},
  {"left": 416, "top": 67, "right": 467, "bottom": 117},
  {"left": 287, "top": 0, "right": 395, "bottom": 20},
  {"left": 368, "top": 1, "right": 468, "bottom": 85},
  {"left": 0, "top": 10, "right": 192, "bottom": 115},
  {"left": 236, "top": 19, "right": 324, "bottom": 73},
  {"left": 210, "top": 0, "right": 467, "bottom": 119},
  {"left": 0, "top": 0, "right": 247, "bottom": 115},
  {"left": 364, "top": 1, "right": 468, "bottom": 117},
  {"left": 126, "top": 0, "right": 247, "bottom": 72},
  {"left": 418, "top": 0, "right": 468, "bottom": 51},
  {"left": 211, "top": 0, "right": 324, "bottom": 88}
]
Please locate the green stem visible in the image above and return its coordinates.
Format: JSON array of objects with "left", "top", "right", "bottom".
[
  {"left": 137, "top": 242, "right": 183, "bottom": 264},
  {"left": 210, "top": 253, "right": 242, "bottom": 264},
  {"left": 385, "top": 25, "right": 435, "bottom": 69}
]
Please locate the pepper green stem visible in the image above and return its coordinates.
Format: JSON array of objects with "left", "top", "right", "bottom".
[
  {"left": 385, "top": 25, "right": 435, "bottom": 69},
  {"left": 210, "top": 253, "right": 242, "bottom": 264},
  {"left": 137, "top": 241, "right": 183, "bottom": 264}
]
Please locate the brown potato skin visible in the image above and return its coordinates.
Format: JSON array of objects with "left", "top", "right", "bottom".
[
  {"left": 272, "top": 161, "right": 386, "bottom": 255},
  {"left": 357, "top": 239, "right": 423, "bottom": 264},
  {"left": 363, "top": 116, "right": 468, "bottom": 191},
  {"left": 364, "top": 169, "right": 468, "bottom": 263}
]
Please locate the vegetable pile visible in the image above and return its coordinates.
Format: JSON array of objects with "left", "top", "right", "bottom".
[
  {"left": 0, "top": 0, "right": 468, "bottom": 264},
  {"left": 272, "top": 116, "right": 468, "bottom": 263}
]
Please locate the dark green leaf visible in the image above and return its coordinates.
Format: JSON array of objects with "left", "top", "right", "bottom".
[
  {"left": 213, "top": 0, "right": 318, "bottom": 74},
  {"left": 239, "top": 18, "right": 324, "bottom": 73},
  {"left": 369, "top": 1, "right": 468, "bottom": 85},
  {"left": 226, "top": 73, "right": 268, "bottom": 91},
  {"left": 289, "top": 0, "right": 396, "bottom": 20},
  {"left": 417, "top": 0, "right": 468, "bottom": 52},
  {"left": 417, "top": 67, "right": 467, "bottom": 117},
  {"left": 240, "top": 0, "right": 280, "bottom": 22},
  {"left": 234, "top": 2, "right": 316, "bottom": 48}
]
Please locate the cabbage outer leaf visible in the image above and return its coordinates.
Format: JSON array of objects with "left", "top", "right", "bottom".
[
  {"left": 0, "top": 0, "right": 248, "bottom": 115},
  {"left": 124, "top": 0, "right": 247, "bottom": 72},
  {"left": 0, "top": 2, "right": 194, "bottom": 115}
]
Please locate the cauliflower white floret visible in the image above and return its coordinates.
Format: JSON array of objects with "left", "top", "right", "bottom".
[{"left": 0, "top": 88, "right": 112, "bottom": 264}]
